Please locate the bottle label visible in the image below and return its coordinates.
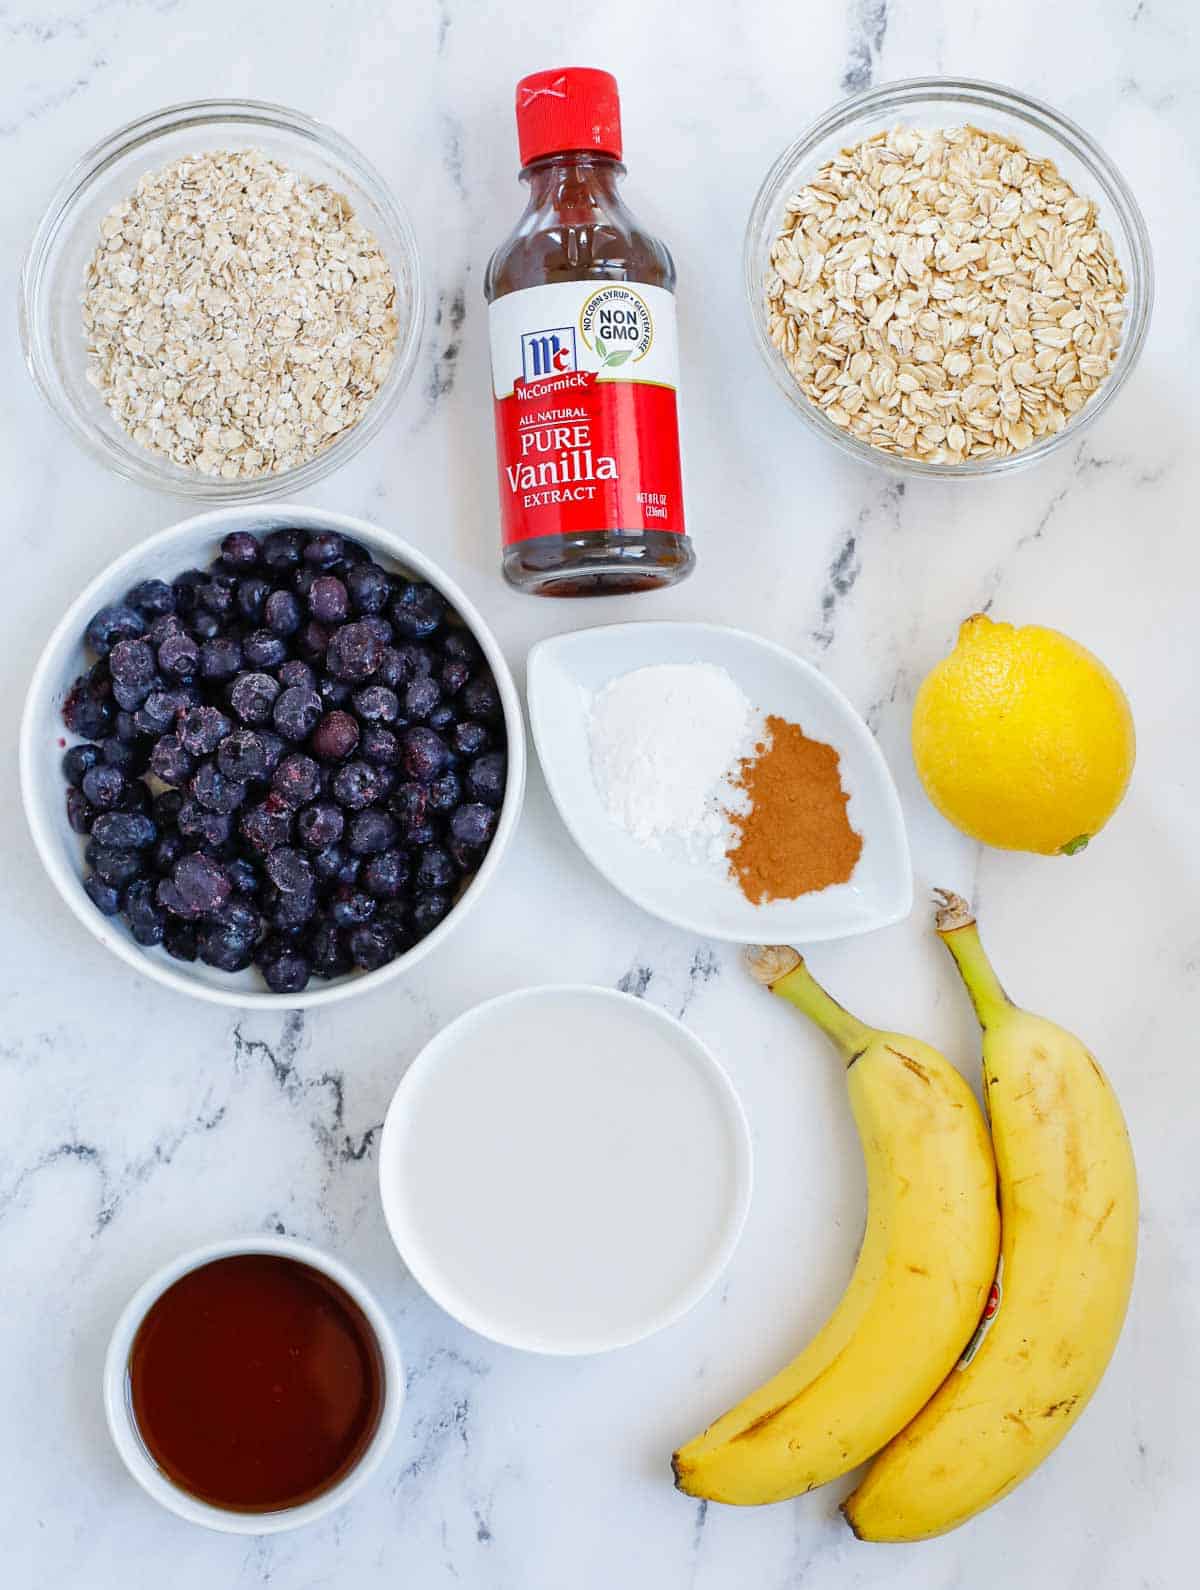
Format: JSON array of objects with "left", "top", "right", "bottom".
[{"left": 488, "top": 281, "right": 685, "bottom": 546}]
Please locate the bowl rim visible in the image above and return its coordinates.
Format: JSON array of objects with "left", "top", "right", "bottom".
[
  {"left": 102, "top": 1233, "right": 405, "bottom": 1534},
  {"left": 19, "top": 96, "right": 425, "bottom": 501},
  {"left": 743, "top": 74, "right": 1155, "bottom": 478},
  {"left": 377, "top": 983, "right": 755, "bottom": 1356},
  {"left": 19, "top": 504, "right": 526, "bottom": 1009},
  {"left": 525, "top": 620, "right": 913, "bottom": 943}
]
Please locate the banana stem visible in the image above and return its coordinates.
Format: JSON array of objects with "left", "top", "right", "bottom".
[
  {"left": 744, "top": 945, "right": 875, "bottom": 1064},
  {"left": 934, "top": 891, "right": 1012, "bottom": 1029}
]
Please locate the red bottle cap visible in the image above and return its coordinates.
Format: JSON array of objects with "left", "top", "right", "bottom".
[{"left": 515, "top": 67, "right": 622, "bottom": 167}]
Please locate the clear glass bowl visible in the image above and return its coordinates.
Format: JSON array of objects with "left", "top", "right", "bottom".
[
  {"left": 744, "top": 77, "right": 1153, "bottom": 477},
  {"left": 20, "top": 98, "right": 424, "bottom": 500}
]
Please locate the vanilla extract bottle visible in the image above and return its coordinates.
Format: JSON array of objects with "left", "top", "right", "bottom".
[{"left": 485, "top": 67, "right": 694, "bottom": 595}]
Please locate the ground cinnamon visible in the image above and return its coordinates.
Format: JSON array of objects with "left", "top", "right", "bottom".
[{"left": 727, "top": 716, "right": 862, "bottom": 903}]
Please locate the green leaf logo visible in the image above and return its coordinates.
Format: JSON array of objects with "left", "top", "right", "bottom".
[
  {"left": 595, "top": 335, "right": 607, "bottom": 358},
  {"left": 603, "top": 349, "right": 633, "bottom": 367}
]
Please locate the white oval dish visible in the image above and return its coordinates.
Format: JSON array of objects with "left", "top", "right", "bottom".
[
  {"left": 102, "top": 1234, "right": 404, "bottom": 1534},
  {"left": 20, "top": 505, "right": 526, "bottom": 1009},
  {"left": 526, "top": 622, "right": 912, "bottom": 944},
  {"left": 378, "top": 986, "right": 753, "bottom": 1355}
]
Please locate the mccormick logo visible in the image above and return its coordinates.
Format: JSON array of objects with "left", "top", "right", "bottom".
[{"left": 521, "top": 326, "right": 576, "bottom": 381}]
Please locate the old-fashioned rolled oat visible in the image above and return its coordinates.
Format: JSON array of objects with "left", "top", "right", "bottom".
[
  {"left": 765, "top": 125, "right": 1127, "bottom": 464},
  {"left": 82, "top": 148, "right": 399, "bottom": 479}
]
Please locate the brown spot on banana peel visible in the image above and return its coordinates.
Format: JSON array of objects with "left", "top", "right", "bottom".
[
  {"left": 884, "top": 1045, "right": 932, "bottom": 1084},
  {"left": 1041, "top": 1396, "right": 1079, "bottom": 1418},
  {"left": 1004, "top": 1411, "right": 1034, "bottom": 1439},
  {"left": 1090, "top": 1198, "right": 1117, "bottom": 1241},
  {"left": 906, "top": 1264, "right": 930, "bottom": 1276}
]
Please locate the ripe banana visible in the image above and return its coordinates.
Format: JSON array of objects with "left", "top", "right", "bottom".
[
  {"left": 672, "top": 945, "right": 999, "bottom": 1505},
  {"left": 844, "top": 892, "right": 1138, "bottom": 1541}
]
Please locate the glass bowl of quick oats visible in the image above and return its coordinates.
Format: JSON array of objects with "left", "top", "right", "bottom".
[
  {"left": 745, "top": 78, "right": 1152, "bottom": 476},
  {"left": 21, "top": 99, "right": 424, "bottom": 499}
]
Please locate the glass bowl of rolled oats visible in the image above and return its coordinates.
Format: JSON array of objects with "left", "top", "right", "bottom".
[
  {"left": 20, "top": 99, "right": 424, "bottom": 498},
  {"left": 745, "top": 78, "right": 1152, "bottom": 475}
]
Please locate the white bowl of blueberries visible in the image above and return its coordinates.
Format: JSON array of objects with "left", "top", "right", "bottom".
[{"left": 21, "top": 507, "right": 525, "bottom": 1007}]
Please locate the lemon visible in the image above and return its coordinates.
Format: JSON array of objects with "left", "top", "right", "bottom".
[{"left": 912, "top": 614, "right": 1135, "bottom": 855}]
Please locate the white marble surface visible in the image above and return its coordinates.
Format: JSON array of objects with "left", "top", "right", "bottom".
[{"left": 2, "top": 1, "right": 1197, "bottom": 1585}]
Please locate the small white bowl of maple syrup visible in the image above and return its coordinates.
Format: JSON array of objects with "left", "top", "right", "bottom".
[{"left": 103, "top": 1234, "right": 404, "bottom": 1533}]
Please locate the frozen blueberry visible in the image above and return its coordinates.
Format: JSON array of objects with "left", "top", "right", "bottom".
[
  {"left": 62, "top": 675, "right": 114, "bottom": 739},
  {"left": 63, "top": 743, "right": 101, "bottom": 786},
  {"left": 150, "top": 734, "right": 194, "bottom": 786},
  {"left": 152, "top": 788, "right": 184, "bottom": 826},
  {"left": 273, "top": 686, "right": 322, "bottom": 742},
  {"left": 265, "top": 589, "right": 302, "bottom": 636},
  {"left": 217, "top": 728, "right": 268, "bottom": 783},
  {"left": 442, "top": 628, "right": 482, "bottom": 665},
  {"left": 214, "top": 894, "right": 262, "bottom": 945},
  {"left": 360, "top": 726, "right": 401, "bottom": 767},
  {"left": 102, "top": 735, "right": 148, "bottom": 776},
  {"left": 347, "top": 810, "right": 397, "bottom": 856},
  {"left": 157, "top": 629, "right": 200, "bottom": 679},
  {"left": 171, "top": 570, "right": 208, "bottom": 614},
  {"left": 86, "top": 604, "right": 145, "bottom": 657},
  {"left": 265, "top": 847, "right": 314, "bottom": 897},
  {"left": 84, "top": 873, "right": 122, "bottom": 916},
  {"left": 309, "top": 575, "right": 349, "bottom": 625},
  {"left": 127, "top": 578, "right": 176, "bottom": 618},
  {"left": 403, "top": 675, "right": 441, "bottom": 722},
  {"left": 228, "top": 858, "right": 260, "bottom": 897},
  {"left": 220, "top": 530, "right": 262, "bottom": 569},
  {"left": 81, "top": 762, "right": 125, "bottom": 810},
  {"left": 240, "top": 797, "right": 293, "bottom": 854},
  {"left": 123, "top": 877, "right": 166, "bottom": 946},
  {"left": 313, "top": 844, "right": 360, "bottom": 887},
  {"left": 177, "top": 799, "right": 234, "bottom": 851},
  {"left": 275, "top": 659, "right": 314, "bottom": 692},
  {"left": 462, "top": 674, "right": 502, "bottom": 721},
  {"left": 152, "top": 830, "right": 185, "bottom": 876},
  {"left": 164, "top": 918, "right": 198, "bottom": 961},
  {"left": 467, "top": 751, "right": 506, "bottom": 806},
  {"left": 331, "top": 760, "right": 384, "bottom": 810},
  {"left": 262, "top": 528, "right": 306, "bottom": 571},
  {"left": 196, "top": 576, "right": 237, "bottom": 619},
  {"left": 192, "top": 761, "right": 246, "bottom": 814},
  {"left": 229, "top": 672, "right": 281, "bottom": 726},
  {"left": 309, "top": 919, "right": 351, "bottom": 979},
  {"left": 148, "top": 613, "right": 185, "bottom": 645},
  {"left": 198, "top": 922, "right": 255, "bottom": 972},
  {"left": 330, "top": 886, "right": 376, "bottom": 928},
  {"left": 401, "top": 726, "right": 449, "bottom": 783},
  {"left": 317, "top": 674, "right": 351, "bottom": 709},
  {"left": 92, "top": 812, "right": 155, "bottom": 849},
  {"left": 410, "top": 892, "right": 451, "bottom": 936},
  {"left": 388, "top": 782, "right": 434, "bottom": 845},
  {"left": 243, "top": 629, "right": 289, "bottom": 670},
  {"left": 109, "top": 638, "right": 158, "bottom": 709},
  {"left": 267, "top": 882, "right": 317, "bottom": 930},
  {"left": 427, "top": 704, "right": 455, "bottom": 734},
  {"left": 374, "top": 647, "right": 408, "bottom": 692},
  {"left": 326, "top": 621, "right": 384, "bottom": 682},
  {"left": 114, "top": 710, "right": 141, "bottom": 743},
  {"left": 353, "top": 685, "right": 400, "bottom": 724},
  {"left": 451, "top": 803, "right": 497, "bottom": 848},
  {"left": 259, "top": 944, "right": 311, "bottom": 994},
  {"left": 297, "top": 620, "right": 331, "bottom": 662},
  {"left": 172, "top": 852, "right": 231, "bottom": 916},
  {"left": 346, "top": 564, "right": 391, "bottom": 615},
  {"left": 87, "top": 844, "right": 143, "bottom": 889},
  {"left": 348, "top": 921, "right": 396, "bottom": 973},
  {"left": 415, "top": 846, "right": 455, "bottom": 893},
  {"left": 117, "top": 780, "right": 151, "bottom": 815},
  {"left": 396, "top": 642, "right": 434, "bottom": 680},
  {"left": 272, "top": 753, "right": 320, "bottom": 808},
  {"left": 440, "top": 658, "right": 471, "bottom": 696},
  {"left": 297, "top": 802, "right": 344, "bottom": 850},
  {"left": 200, "top": 636, "right": 243, "bottom": 681},
  {"left": 428, "top": 770, "right": 461, "bottom": 812},
  {"left": 364, "top": 849, "right": 408, "bottom": 899},
  {"left": 311, "top": 709, "right": 359, "bottom": 761},
  {"left": 452, "top": 720, "right": 489, "bottom": 758},
  {"left": 189, "top": 608, "right": 222, "bottom": 642},
  {"left": 259, "top": 732, "right": 286, "bottom": 773},
  {"left": 390, "top": 583, "right": 444, "bottom": 640},
  {"left": 237, "top": 576, "right": 271, "bottom": 624},
  {"left": 179, "top": 705, "right": 232, "bottom": 756},
  {"left": 303, "top": 530, "right": 344, "bottom": 567}
]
